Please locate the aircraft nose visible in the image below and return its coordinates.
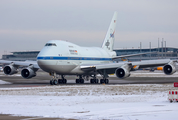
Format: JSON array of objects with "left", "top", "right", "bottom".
[
  {"left": 37, "top": 58, "right": 45, "bottom": 66},
  {"left": 37, "top": 59, "right": 50, "bottom": 72}
]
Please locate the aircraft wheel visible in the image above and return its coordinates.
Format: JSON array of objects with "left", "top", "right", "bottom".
[
  {"left": 50, "top": 80, "right": 54, "bottom": 85},
  {"left": 76, "top": 79, "right": 80, "bottom": 84},
  {"left": 53, "top": 79, "right": 58, "bottom": 85},
  {"left": 93, "top": 79, "right": 96, "bottom": 83},
  {"left": 105, "top": 79, "right": 109, "bottom": 84},
  {"left": 63, "top": 79, "right": 67, "bottom": 84},
  {"left": 80, "top": 79, "right": 84, "bottom": 84},
  {"left": 95, "top": 79, "right": 99, "bottom": 84},
  {"left": 90, "top": 79, "right": 94, "bottom": 84},
  {"left": 58, "top": 79, "right": 62, "bottom": 84},
  {"left": 100, "top": 79, "right": 104, "bottom": 84}
]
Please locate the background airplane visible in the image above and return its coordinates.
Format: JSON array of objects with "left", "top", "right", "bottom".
[{"left": 0, "top": 12, "right": 177, "bottom": 85}]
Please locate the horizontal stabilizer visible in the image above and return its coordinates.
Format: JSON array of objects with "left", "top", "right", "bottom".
[{"left": 112, "top": 52, "right": 157, "bottom": 60}]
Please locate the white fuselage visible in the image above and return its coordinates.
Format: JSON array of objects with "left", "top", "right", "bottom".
[{"left": 37, "top": 40, "right": 116, "bottom": 75}]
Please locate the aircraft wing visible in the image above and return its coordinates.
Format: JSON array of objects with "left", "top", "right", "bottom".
[
  {"left": 80, "top": 59, "right": 176, "bottom": 75},
  {"left": 0, "top": 60, "right": 40, "bottom": 68},
  {"left": 112, "top": 52, "right": 157, "bottom": 60}
]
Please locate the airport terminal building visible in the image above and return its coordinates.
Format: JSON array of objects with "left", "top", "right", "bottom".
[
  {"left": 115, "top": 47, "right": 178, "bottom": 61},
  {"left": 1, "top": 47, "right": 178, "bottom": 61},
  {"left": 2, "top": 51, "right": 39, "bottom": 61}
]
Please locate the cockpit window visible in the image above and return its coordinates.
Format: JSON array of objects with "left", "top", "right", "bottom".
[{"left": 45, "top": 43, "right": 57, "bottom": 46}]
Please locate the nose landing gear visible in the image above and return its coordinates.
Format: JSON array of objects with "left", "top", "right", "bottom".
[
  {"left": 50, "top": 78, "right": 58, "bottom": 85},
  {"left": 49, "top": 73, "right": 67, "bottom": 85}
]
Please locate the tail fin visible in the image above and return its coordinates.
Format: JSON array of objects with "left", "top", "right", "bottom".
[{"left": 102, "top": 12, "right": 117, "bottom": 52}]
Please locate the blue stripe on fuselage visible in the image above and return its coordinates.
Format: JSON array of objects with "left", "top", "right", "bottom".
[{"left": 37, "top": 56, "right": 112, "bottom": 61}]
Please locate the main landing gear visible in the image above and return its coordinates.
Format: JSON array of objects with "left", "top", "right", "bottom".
[
  {"left": 58, "top": 75, "right": 67, "bottom": 84},
  {"left": 90, "top": 74, "right": 109, "bottom": 84},
  {"left": 90, "top": 79, "right": 99, "bottom": 84},
  {"left": 98, "top": 70, "right": 109, "bottom": 84},
  {"left": 90, "top": 78, "right": 109, "bottom": 84},
  {"left": 49, "top": 72, "right": 109, "bottom": 85},
  {"left": 90, "top": 75, "right": 99, "bottom": 84},
  {"left": 50, "top": 73, "right": 67, "bottom": 85},
  {"left": 50, "top": 78, "right": 58, "bottom": 85},
  {"left": 100, "top": 79, "right": 109, "bottom": 84},
  {"left": 76, "top": 75, "right": 84, "bottom": 84}
]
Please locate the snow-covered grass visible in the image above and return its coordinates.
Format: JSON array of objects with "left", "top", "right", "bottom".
[{"left": 0, "top": 84, "right": 178, "bottom": 119}]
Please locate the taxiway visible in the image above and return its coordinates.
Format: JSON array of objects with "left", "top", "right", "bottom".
[{"left": 1, "top": 71, "right": 178, "bottom": 88}]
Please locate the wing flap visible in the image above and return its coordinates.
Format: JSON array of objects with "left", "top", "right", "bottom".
[{"left": 80, "top": 66, "right": 96, "bottom": 71}]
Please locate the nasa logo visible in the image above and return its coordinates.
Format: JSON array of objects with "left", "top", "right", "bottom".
[
  {"left": 105, "top": 40, "right": 110, "bottom": 48},
  {"left": 110, "top": 33, "right": 114, "bottom": 38}
]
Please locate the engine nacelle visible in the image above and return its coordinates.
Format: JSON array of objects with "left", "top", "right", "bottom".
[
  {"left": 21, "top": 67, "right": 36, "bottom": 79},
  {"left": 163, "top": 63, "right": 176, "bottom": 75},
  {"left": 115, "top": 64, "right": 131, "bottom": 79},
  {"left": 3, "top": 65, "right": 18, "bottom": 75}
]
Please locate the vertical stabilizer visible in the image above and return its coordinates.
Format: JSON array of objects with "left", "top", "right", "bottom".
[{"left": 102, "top": 12, "right": 117, "bottom": 52}]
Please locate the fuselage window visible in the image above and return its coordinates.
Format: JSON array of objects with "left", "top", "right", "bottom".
[{"left": 45, "top": 43, "right": 57, "bottom": 46}]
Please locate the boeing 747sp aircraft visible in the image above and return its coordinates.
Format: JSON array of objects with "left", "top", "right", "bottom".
[{"left": 0, "top": 12, "right": 177, "bottom": 85}]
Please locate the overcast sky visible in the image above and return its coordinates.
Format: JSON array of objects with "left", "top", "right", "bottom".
[{"left": 0, "top": 0, "right": 178, "bottom": 58}]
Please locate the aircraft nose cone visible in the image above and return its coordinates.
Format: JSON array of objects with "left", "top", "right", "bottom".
[{"left": 37, "top": 59, "right": 51, "bottom": 72}]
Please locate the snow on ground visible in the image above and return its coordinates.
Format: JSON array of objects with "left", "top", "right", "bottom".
[
  {"left": 0, "top": 80, "right": 12, "bottom": 84},
  {"left": 0, "top": 84, "right": 178, "bottom": 119}
]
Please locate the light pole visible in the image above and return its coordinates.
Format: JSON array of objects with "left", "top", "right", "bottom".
[
  {"left": 140, "top": 42, "right": 142, "bottom": 60},
  {"left": 150, "top": 42, "right": 151, "bottom": 60},
  {"left": 165, "top": 41, "right": 166, "bottom": 58},
  {"left": 162, "top": 38, "right": 164, "bottom": 58}
]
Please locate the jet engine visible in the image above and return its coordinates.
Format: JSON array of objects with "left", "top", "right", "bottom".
[
  {"left": 3, "top": 65, "right": 18, "bottom": 75},
  {"left": 163, "top": 61, "right": 176, "bottom": 75},
  {"left": 115, "top": 63, "right": 132, "bottom": 79},
  {"left": 21, "top": 66, "right": 38, "bottom": 79}
]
